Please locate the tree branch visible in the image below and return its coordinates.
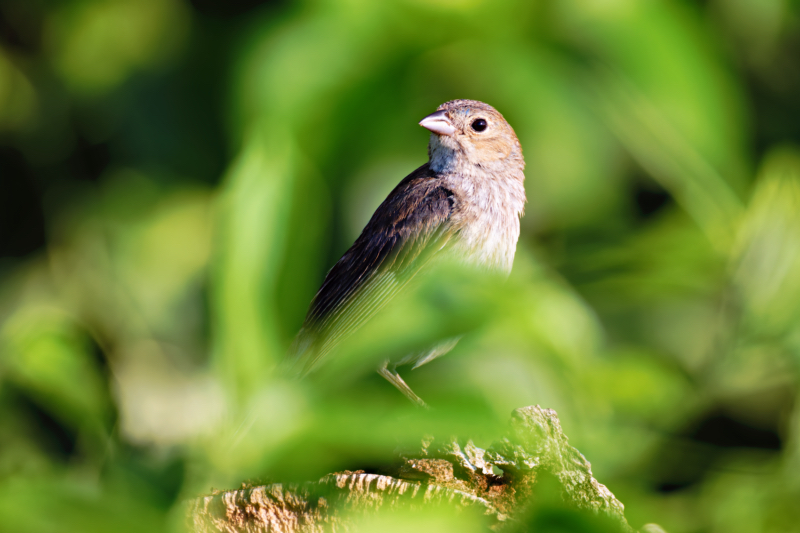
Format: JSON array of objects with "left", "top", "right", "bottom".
[{"left": 189, "top": 406, "right": 635, "bottom": 532}]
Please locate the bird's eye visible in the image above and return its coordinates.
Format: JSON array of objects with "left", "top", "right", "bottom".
[{"left": 471, "top": 118, "right": 488, "bottom": 132}]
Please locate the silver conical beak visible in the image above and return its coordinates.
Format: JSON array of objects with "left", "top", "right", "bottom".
[{"left": 419, "top": 110, "right": 456, "bottom": 136}]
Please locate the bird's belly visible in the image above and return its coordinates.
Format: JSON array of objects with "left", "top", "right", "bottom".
[{"left": 451, "top": 214, "right": 520, "bottom": 274}]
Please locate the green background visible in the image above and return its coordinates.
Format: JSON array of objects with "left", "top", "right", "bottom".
[{"left": 1, "top": 0, "right": 800, "bottom": 531}]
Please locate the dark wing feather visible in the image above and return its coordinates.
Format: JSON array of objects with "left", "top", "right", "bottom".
[{"left": 291, "top": 163, "right": 456, "bottom": 374}]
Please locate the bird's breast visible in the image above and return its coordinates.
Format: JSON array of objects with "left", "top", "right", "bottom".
[{"left": 444, "top": 172, "right": 526, "bottom": 274}]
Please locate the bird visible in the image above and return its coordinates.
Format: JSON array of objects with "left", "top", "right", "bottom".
[{"left": 290, "top": 99, "right": 526, "bottom": 405}]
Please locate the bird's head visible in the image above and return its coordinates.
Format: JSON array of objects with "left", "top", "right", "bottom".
[{"left": 420, "top": 100, "right": 524, "bottom": 176}]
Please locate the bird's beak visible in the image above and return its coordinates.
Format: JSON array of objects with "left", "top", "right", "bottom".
[{"left": 419, "top": 110, "right": 456, "bottom": 137}]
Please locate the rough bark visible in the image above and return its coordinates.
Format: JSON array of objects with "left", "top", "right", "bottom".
[{"left": 189, "top": 406, "right": 636, "bottom": 532}]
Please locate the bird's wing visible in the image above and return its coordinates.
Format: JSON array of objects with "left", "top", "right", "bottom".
[{"left": 291, "top": 163, "right": 457, "bottom": 374}]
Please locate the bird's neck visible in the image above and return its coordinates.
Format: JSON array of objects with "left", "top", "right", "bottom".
[{"left": 428, "top": 137, "right": 524, "bottom": 178}]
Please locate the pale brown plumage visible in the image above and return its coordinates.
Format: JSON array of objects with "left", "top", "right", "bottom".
[{"left": 291, "top": 100, "right": 526, "bottom": 403}]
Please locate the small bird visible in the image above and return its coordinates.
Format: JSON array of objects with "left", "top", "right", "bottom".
[{"left": 291, "top": 100, "right": 526, "bottom": 404}]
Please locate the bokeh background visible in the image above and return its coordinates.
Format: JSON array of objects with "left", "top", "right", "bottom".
[{"left": 2, "top": 0, "right": 800, "bottom": 531}]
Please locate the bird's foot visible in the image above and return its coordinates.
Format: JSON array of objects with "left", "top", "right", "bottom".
[{"left": 378, "top": 362, "right": 428, "bottom": 408}]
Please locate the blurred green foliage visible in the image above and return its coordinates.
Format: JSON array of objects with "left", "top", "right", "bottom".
[{"left": 2, "top": 0, "right": 800, "bottom": 531}]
